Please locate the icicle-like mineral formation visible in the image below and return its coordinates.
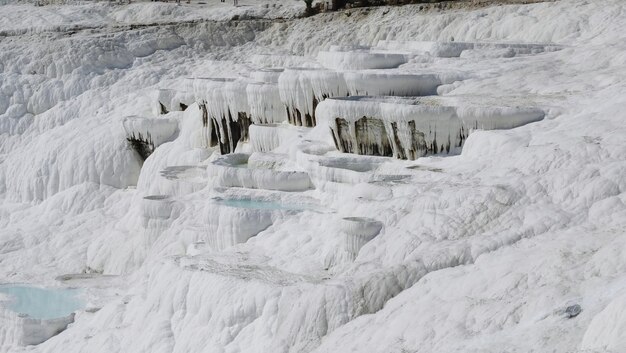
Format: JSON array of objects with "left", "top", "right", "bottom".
[
  {"left": 122, "top": 116, "right": 179, "bottom": 160},
  {"left": 153, "top": 88, "right": 193, "bottom": 116},
  {"left": 248, "top": 124, "right": 297, "bottom": 152},
  {"left": 193, "top": 78, "right": 252, "bottom": 154},
  {"left": 247, "top": 82, "right": 287, "bottom": 125},
  {"left": 189, "top": 77, "right": 234, "bottom": 149},
  {"left": 317, "top": 96, "right": 545, "bottom": 160},
  {"left": 250, "top": 68, "right": 284, "bottom": 84},
  {"left": 278, "top": 68, "right": 348, "bottom": 127}
]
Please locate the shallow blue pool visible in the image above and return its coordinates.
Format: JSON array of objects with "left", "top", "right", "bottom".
[
  {"left": 0, "top": 285, "right": 83, "bottom": 320},
  {"left": 214, "top": 198, "right": 315, "bottom": 211}
]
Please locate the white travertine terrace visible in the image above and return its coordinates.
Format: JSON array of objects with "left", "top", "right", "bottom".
[
  {"left": 122, "top": 115, "right": 179, "bottom": 147},
  {"left": 340, "top": 216, "right": 383, "bottom": 258},
  {"left": 317, "top": 49, "right": 408, "bottom": 70},
  {"left": 248, "top": 124, "right": 297, "bottom": 152},
  {"left": 318, "top": 96, "right": 545, "bottom": 160},
  {"left": 192, "top": 77, "right": 251, "bottom": 154},
  {"left": 246, "top": 82, "right": 287, "bottom": 125},
  {"left": 207, "top": 153, "right": 313, "bottom": 192},
  {"left": 250, "top": 68, "right": 284, "bottom": 84},
  {"left": 278, "top": 67, "right": 348, "bottom": 127},
  {"left": 343, "top": 70, "right": 444, "bottom": 97},
  {"left": 153, "top": 88, "right": 194, "bottom": 116},
  {"left": 375, "top": 40, "right": 562, "bottom": 57}
]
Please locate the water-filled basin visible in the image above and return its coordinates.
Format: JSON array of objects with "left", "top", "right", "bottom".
[
  {"left": 0, "top": 285, "right": 83, "bottom": 320},
  {"left": 213, "top": 198, "right": 316, "bottom": 211}
]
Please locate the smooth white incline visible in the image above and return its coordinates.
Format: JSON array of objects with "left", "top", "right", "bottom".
[{"left": 1, "top": 1, "right": 626, "bottom": 353}]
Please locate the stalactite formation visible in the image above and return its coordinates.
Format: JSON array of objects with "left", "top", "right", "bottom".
[
  {"left": 332, "top": 117, "right": 441, "bottom": 159},
  {"left": 354, "top": 117, "right": 393, "bottom": 156},
  {"left": 213, "top": 112, "right": 251, "bottom": 154},
  {"left": 191, "top": 78, "right": 252, "bottom": 154},
  {"left": 123, "top": 115, "right": 179, "bottom": 160},
  {"left": 199, "top": 102, "right": 219, "bottom": 148},
  {"left": 127, "top": 132, "right": 155, "bottom": 161},
  {"left": 320, "top": 96, "right": 544, "bottom": 161},
  {"left": 278, "top": 68, "right": 349, "bottom": 128}
]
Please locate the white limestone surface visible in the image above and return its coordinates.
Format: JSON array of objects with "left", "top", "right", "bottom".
[
  {"left": 0, "top": 1, "right": 625, "bottom": 353},
  {"left": 343, "top": 70, "right": 444, "bottom": 96},
  {"left": 246, "top": 82, "right": 287, "bottom": 125},
  {"left": 278, "top": 67, "right": 348, "bottom": 126},
  {"left": 122, "top": 115, "right": 179, "bottom": 147},
  {"left": 317, "top": 50, "right": 407, "bottom": 70},
  {"left": 207, "top": 153, "right": 313, "bottom": 192},
  {"left": 248, "top": 124, "right": 300, "bottom": 152},
  {"left": 318, "top": 96, "right": 545, "bottom": 159}
]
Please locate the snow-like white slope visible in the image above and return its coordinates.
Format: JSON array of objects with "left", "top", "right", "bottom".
[
  {"left": 0, "top": 0, "right": 309, "bottom": 35},
  {"left": 1, "top": 0, "right": 626, "bottom": 352}
]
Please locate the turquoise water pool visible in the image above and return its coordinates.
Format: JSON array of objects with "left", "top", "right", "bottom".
[
  {"left": 0, "top": 285, "right": 83, "bottom": 320},
  {"left": 214, "top": 198, "right": 314, "bottom": 211}
]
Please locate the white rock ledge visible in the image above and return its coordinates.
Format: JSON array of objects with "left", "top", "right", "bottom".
[
  {"left": 344, "top": 70, "right": 454, "bottom": 97},
  {"left": 0, "top": 308, "right": 75, "bottom": 346},
  {"left": 278, "top": 68, "right": 348, "bottom": 127},
  {"left": 317, "top": 96, "right": 545, "bottom": 160},
  {"left": 207, "top": 153, "right": 313, "bottom": 192},
  {"left": 375, "top": 40, "right": 562, "bottom": 58},
  {"left": 296, "top": 146, "right": 387, "bottom": 185},
  {"left": 204, "top": 196, "right": 310, "bottom": 250},
  {"left": 193, "top": 77, "right": 252, "bottom": 154},
  {"left": 248, "top": 124, "right": 298, "bottom": 152},
  {"left": 250, "top": 68, "right": 284, "bottom": 84},
  {"left": 122, "top": 115, "right": 179, "bottom": 147},
  {"left": 123, "top": 115, "right": 180, "bottom": 160},
  {"left": 142, "top": 195, "right": 173, "bottom": 219},
  {"left": 317, "top": 50, "right": 408, "bottom": 70},
  {"left": 340, "top": 217, "right": 384, "bottom": 258},
  {"left": 247, "top": 82, "right": 288, "bottom": 125},
  {"left": 153, "top": 88, "right": 193, "bottom": 116}
]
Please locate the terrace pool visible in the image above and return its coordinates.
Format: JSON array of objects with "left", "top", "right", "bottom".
[
  {"left": 213, "top": 198, "right": 317, "bottom": 211},
  {"left": 0, "top": 285, "right": 83, "bottom": 320}
]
